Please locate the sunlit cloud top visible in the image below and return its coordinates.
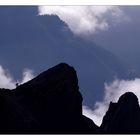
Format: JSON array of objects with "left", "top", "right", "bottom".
[
  {"left": 38, "top": 6, "right": 126, "bottom": 35},
  {"left": 0, "top": 65, "right": 34, "bottom": 89}
]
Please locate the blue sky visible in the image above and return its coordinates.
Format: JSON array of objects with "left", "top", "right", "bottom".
[{"left": 1, "top": 6, "right": 140, "bottom": 125}]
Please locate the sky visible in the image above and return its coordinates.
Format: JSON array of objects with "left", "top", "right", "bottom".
[
  {"left": 38, "top": 6, "right": 140, "bottom": 125},
  {"left": 0, "top": 6, "right": 140, "bottom": 126},
  {"left": 38, "top": 6, "right": 126, "bottom": 35}
]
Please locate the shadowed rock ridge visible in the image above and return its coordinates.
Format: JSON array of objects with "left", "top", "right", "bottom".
[
  {"left": 101, "top": 92, "right": 140, "bottom": 134},
  {"left": 0, "top": 63, "right": 140, "bottom": 134},
  {"left": 0, "top": 63, "right": 98, "bottom": 134}
]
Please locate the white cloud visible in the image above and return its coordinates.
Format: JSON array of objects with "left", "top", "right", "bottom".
[
  {"left": 20, "top": 69, "right": 34, "bottom": 84},
  {"left": 104, "top": 78, "right": 140, "bottom": 103},
  {"left": 38, "top": 6, "right": 125, "bottom": 35},
  {"left": 0, "top": 65, "right": 16, "bottom": 89},
  {"left": 0, "top": 65, "right": 34, "bottom": 89},
  {"left": 83, "top": 105, "right": 104, "bottom": 126},
  {"left": 83, "top": 78, "right": 140, "bottom": 126}
]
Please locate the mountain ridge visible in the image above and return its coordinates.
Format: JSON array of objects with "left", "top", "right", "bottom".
[
  {"left": 0, "top": 63, "right": 139, "bottom": 134},
  {"left": 0, "top": 63, "right": 98, "bottom": 134}
]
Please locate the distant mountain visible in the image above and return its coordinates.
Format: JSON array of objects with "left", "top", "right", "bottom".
[{"left": 0, "top": 6, "right": 130, "bottom": 107}]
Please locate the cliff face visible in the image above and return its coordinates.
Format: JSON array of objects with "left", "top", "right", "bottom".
[
  {"left": 0, "top": 63, "right": 98, "bottom": 134},
  {"left": 101, "top": 92, "right": 140, "bottom": 134}
]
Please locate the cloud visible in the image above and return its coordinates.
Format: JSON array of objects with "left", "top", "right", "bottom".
[
  {"left": 83, "top": 105, "right": 103, "bottom": 125},
  {"left": 38, "top": 6, "right": 125, "bottom": 35},
  {"left": 0, "top": 65, "right": 34, "bottom": 89},
  {"left": 83, "top": 78, "right": 140, "bottom": 126},
  {"left": 20, "top": 69, "right": 34, "bottom": 84},
  {"left": 0, "top": 65, "right": 16, "bottom": 89}
]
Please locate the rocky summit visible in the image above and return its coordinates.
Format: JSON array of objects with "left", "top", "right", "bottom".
[
  {"left": 0, "top": 63, "right": 98, "bottom": 134},
  {"left": 101, "top": 92, "right": 140, "bottom": 134},
  {"left": 0, "top": 63, "right": 140, "bottom": 134}
]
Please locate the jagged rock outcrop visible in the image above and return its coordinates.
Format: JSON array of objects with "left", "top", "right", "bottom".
[
  {"left": 0, "top": 63, "right": 98, "bottom": 134},
  {"left": 1, "top": 63, "right": 140, "bottom": 134},
  {"left": 101, "top": 92, "right": 140, "bottom": 134}
]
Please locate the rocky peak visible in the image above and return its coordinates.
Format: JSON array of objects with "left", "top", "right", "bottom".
[
  {"left": 118, "top": 92, "right": 139, "bottom": 107},
  {"left": 16, "top": 63, "right": 83, "bottom": 116},
  {"left": 3, "top": 63, "right": 140, "bottom": 134},
  {"left": 0, "top": 63, "right": 97, "bottom": 134},
  {"left": 101, "top": 92, "right": 140, "bottom": 134}
]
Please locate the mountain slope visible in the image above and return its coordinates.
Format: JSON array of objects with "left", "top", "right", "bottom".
[
  {"left": 0, "top": 63, "right": 140, "bottom": 134},
  {"left": 0, "top": 63, "right": 98, "bottom": 134}
]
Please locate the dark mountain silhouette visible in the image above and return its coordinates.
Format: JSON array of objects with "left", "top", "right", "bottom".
[
  {"left": 0, "top": 63, "right": 98, "bottom": 134},
  {"left": 101, "top": 92, "right": 140, "bottom": 134},
  {"left": 0, "top": 63, "right": 140, "bottom": 134},
  {"left": 0, "top": 6, "right": 131, "bottom": 108}
]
